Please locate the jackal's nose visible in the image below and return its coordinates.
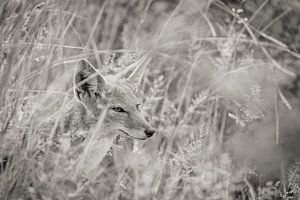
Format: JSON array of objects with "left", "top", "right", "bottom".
[{"left": 144, "top": 129, "right": 155, "bottom": 138}]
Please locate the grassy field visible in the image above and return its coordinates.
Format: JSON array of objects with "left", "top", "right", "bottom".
[{"left": 0, "top": 0, "right": 300, "bottom": 199}]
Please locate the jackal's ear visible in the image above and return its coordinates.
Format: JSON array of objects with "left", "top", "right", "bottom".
[{"left": 74, "top": 59, "right": 106, "bottom": 101}]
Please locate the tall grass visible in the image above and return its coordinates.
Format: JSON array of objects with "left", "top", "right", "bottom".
[{"left": 0, "top": 0, "right": 300, "bottom": 199}]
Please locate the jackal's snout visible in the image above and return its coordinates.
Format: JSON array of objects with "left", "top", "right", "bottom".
[{"left": 144, "top": 129, "right": 155, "bottom": 138}]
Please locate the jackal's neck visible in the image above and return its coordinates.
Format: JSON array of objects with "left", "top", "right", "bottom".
[{"left": 60, "top": 98, "right": 99, "bottom": 134}]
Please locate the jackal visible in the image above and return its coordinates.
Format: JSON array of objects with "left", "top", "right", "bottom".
[
  {"left": 0, "top": 58, "right": 155, "bottom": 199},
  {"left": 1, "top": 58, "right": 155, "bottom": 170}
]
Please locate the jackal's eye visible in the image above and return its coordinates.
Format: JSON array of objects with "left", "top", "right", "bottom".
[{"left": 111, "top": 106, "right": 126, "bottom": 113}]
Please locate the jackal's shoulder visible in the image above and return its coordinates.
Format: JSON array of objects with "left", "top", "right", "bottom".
[{"left": 1, "top": 95, "right": 92, "bottom": 155}]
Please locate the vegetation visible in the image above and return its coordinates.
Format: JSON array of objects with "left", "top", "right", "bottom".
[{"left": 0, "top": 0, "right": 300, "bottom": 199}]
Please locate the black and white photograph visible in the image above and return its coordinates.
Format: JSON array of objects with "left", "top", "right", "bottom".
[{"left": 0, "top": 0, "right": 300, "bottom": 199}]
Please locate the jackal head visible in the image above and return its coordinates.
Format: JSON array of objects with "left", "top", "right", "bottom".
[{"left": 73, "top": 59, "right": 155, "bottom": 140}]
